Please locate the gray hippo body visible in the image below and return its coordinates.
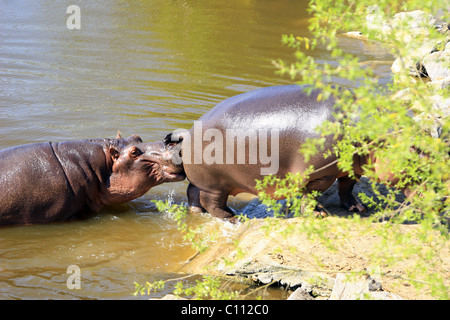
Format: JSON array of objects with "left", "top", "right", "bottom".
[
  {"left": 0, "top": 134, "right": 185, "bottom": 226},
  {"left": 171, "top": 85, "right": 365, "bottom": 220}
]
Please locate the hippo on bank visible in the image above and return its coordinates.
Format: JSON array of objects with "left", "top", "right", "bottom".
[
  {"left": 0, "top": 133, "right": 185, "bottom": 226},
  {"left": 167, "top": 85, "right": 369, "bottom": 221}
]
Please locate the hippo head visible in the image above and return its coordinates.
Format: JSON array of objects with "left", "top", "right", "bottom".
[{"left": 103, "top": 133, "right": 185, "bottom": 204}]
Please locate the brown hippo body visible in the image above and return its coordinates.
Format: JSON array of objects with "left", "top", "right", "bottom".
[
  {"left": 172, "top": 85, "right": 365, "bottom": 220},
  {"left": 0, "top": 134, "right": 185, "bottom": 226}
]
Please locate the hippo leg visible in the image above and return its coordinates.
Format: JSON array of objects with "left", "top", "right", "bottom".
[
  {"left": 187, "top": 183, "right": 206, "bottom": 214},
  {"left": 338, "top": 175, "right": 366, "bottom": 212},
  {"left": 187, "top": 184, "right": 235, "bottom": 220},
  {"left": 302, "top": 175, "right": 338, "bottom": 217}
]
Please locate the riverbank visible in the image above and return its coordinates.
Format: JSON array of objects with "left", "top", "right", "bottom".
[
  {"left": 179, "top": 208, "right": 450, "bottom": 300},
  {"left": 176, "top": 213, "right": 449, "bottom": 300}
]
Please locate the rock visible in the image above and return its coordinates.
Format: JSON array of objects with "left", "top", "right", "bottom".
[
  {"left": 414, "top": 95, "right": 450, "bottom": 138},
  {"left": 341, "top": 31, "right": 367, "bottom": 40},
  {"left": 364, "top": 8, "right": 447, "bottom": 78},
  {"left": 412, "top": 90, "right": 449, "bottom": 136},
  {"left": 249, "top": 267, "right": 334, "bottom": 299},
  {"left": 427, "top": 77, "right": 450, "bottom": 90},
  {"left": 436, "top": 21, "right": 450, "bottom": 35},
  {"left": 329, "top": 273, "right": 403, "bottom": 300},
  {"left": 252, "top": 272, "right": 274, "bottom": 285},
  {"left": 391, "top": 57, "right": 428, "bottom": 77},
  {"left": 389, "top": 35, "right": 442, "bottom": 78},
  {"left": 391, "top": 10, "right": 436, "bottom": 39},
  {"left": 365, "top": 5, "right": 391, "bottom": 37},
  {"left": 287, "top": 287, "right": 314, "bottom": 300},
  {"left": 430, "top": 95, "right": 450, "bottom": 114},
  {"left": 367, "top": 291, "right": 404, "bottom": 300},
  {"left": 239, "top": 198, "right": 281, "bottom": 219},
  {"left": 422, "top": 49, "right": 450, "bottom": 81},
  {"left": 394, "top": 88, "right": 449, "bottom": 139},
  {"left": 367, "top": 275, "right": 383, "bottom": 291},
  {"left": 390, "top": 11, "right": 437, "bottom": 53},
  {"left": 365, "top": 8, "right": 437, "bottom": 42},
  {"left": 329, "top": 273, "right": 369, "bottom": 300},
  {"left": 391, "top": 88, "right": 412, "bottom": 101},
  {"left": 233, "top": 255, "right": 336, "bottom": 298}
]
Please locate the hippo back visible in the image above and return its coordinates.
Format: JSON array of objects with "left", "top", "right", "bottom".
[
  {"left": 0, "top": 143, "right": 77, "bottom": 224},
  {"left": 199, "top": 85, "right": 336, "bottom": 134},
  {"left": 0, "top": 141, "right": 108, "bottom": 225},
  {"left": 182, "top": 85, "right": 341, "bottom": 195}
]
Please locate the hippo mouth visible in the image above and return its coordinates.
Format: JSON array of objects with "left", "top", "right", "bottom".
[{"left": 161, "top": 165, "right": 186, "bottom": 181}]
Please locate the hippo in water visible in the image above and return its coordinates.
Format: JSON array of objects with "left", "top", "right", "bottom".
[
  {"left": 166, "top": 85, "right": 369, "bottom": 221},
  {"left": 0, "top": 133, "right": 185, "bottom": 226}
]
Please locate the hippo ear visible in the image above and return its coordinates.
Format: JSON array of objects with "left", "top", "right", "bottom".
[
  {"left": 109, "top": 147, "right": 120, "bottom": 161},
  {"left": 126, "top": 134, "right": 143, "bottom": 144},
  {"left": 163, "top": 133, "right": 184, "bottom": 145},
  {"left": 116, "top": 130, "right": 122, "bottom": 139},
  {"left": 163, "top": 133, "right": 172, "bottom": 145}
]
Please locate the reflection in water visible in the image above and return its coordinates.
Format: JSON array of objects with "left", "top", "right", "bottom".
[{"left": 0, "top": 0, "right": 393, "bottom": 299}]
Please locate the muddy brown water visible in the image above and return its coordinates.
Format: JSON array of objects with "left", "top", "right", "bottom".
[{"left": 0, "top": 0, "right": 393, "bottom": 299}]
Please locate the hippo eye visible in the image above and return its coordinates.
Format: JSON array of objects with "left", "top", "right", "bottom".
[{"left": 130, "top": 147, "right": 143, "bottom": 159}]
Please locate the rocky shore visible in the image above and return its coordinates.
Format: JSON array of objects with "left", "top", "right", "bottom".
[
  {"left": 175, "top": 205, "right": 448, "bottom": 300},
  {"left": 345, "top": 8, "right": 449, "bottom": 139},
  {"left": 345, "top": 7, "right": 449, "bottom": 83},
  {"left": 169, "top": 180, "right": 448, "bottom": 300}
]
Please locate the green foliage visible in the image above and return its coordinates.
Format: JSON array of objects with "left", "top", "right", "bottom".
[
  {"left": 152, "top": 199, "right": 215, "bottom": 253},
  {"left": 134, "top": 280, "right": 165, "bottom": 297},
  {"left": 133, "top": 275, "right": 239, "bottom": 300},
  {"left": 264, "top": 0, "right": 449, "bottom": 299},
  {"left": 173, "top": 275, "right": 240, "bottom": 300}
]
